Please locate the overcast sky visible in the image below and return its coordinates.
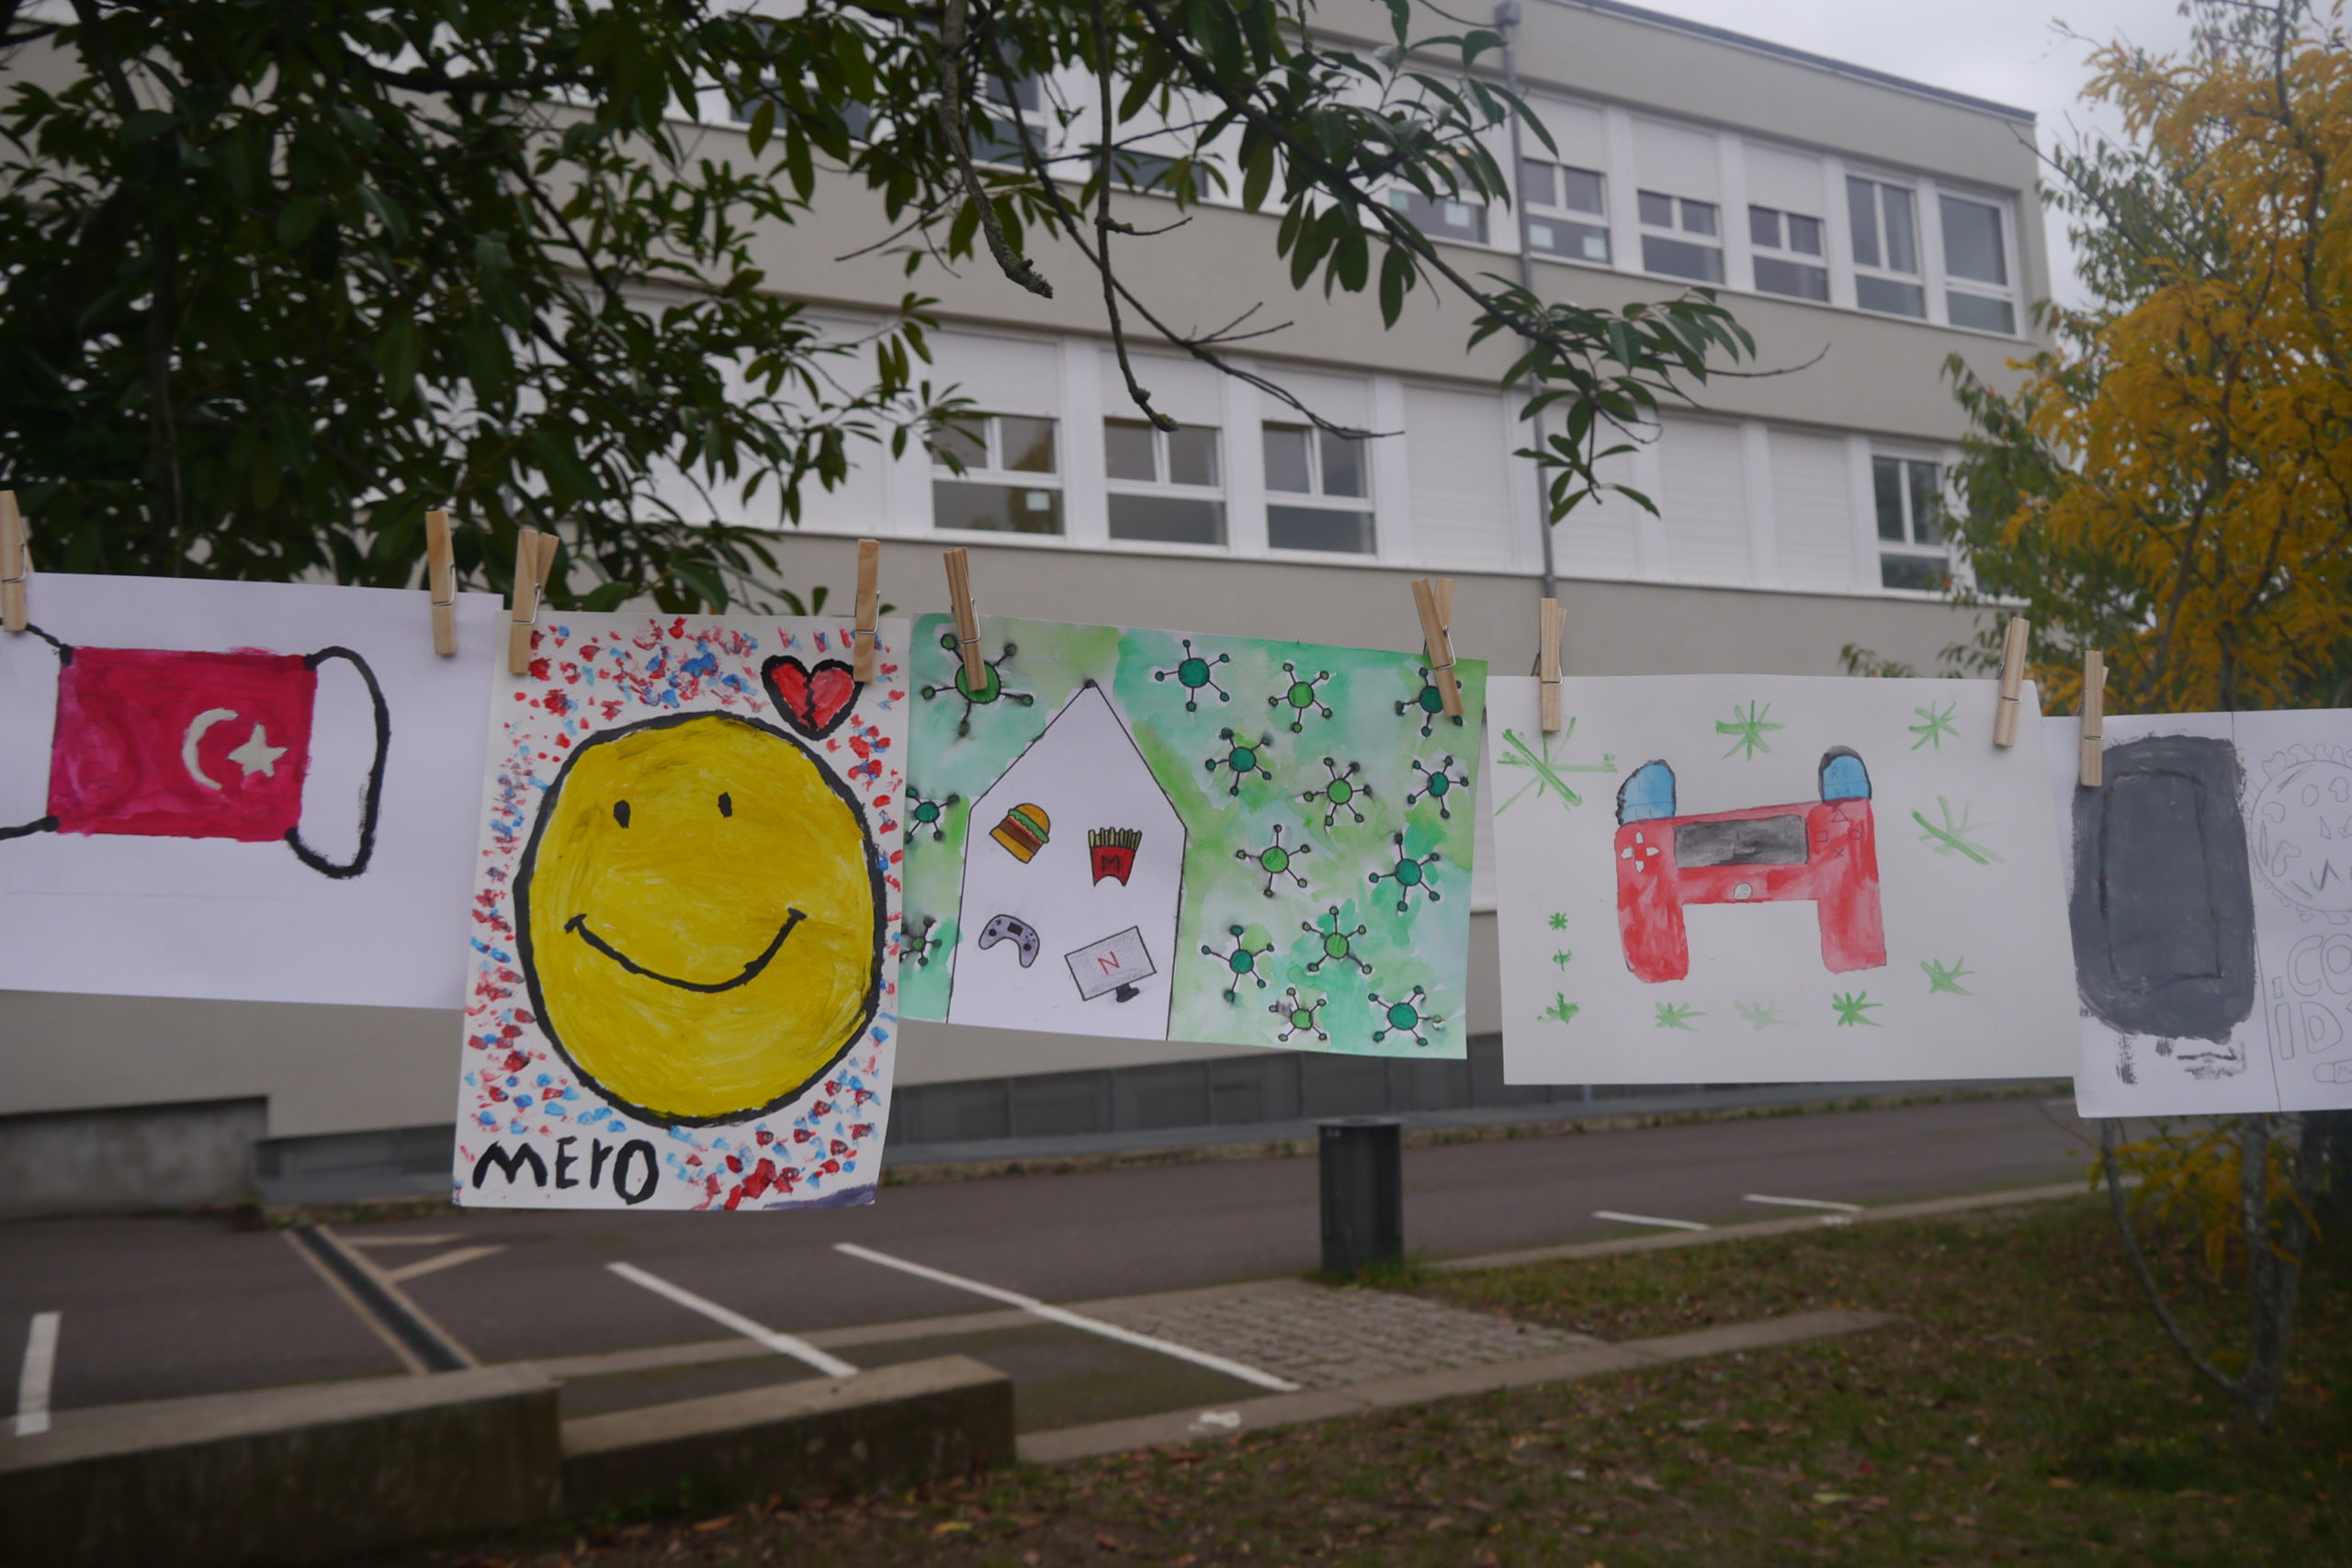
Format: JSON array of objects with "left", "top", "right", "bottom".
[{"left": 1612, "top": 0, "right": 2203, "bottom": 305}]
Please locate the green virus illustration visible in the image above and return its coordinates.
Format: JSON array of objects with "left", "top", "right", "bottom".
[
  {"left": 1405, "top": 755, "right": 1469, "bottom": 820},
  {"left": 1268, "top": 661, "right": 1335, "bottom": 732},
  {"left": 1367, "top": 831, "right": 1442, "bottom": 912},
  {"left": 1369, "top": 986, "right": 1442, "bottom": 1047},
  {"left": 920, "top": 632, "right": 1036, "bottom": 737},
  {"left": 904, "top": 789, "right": 959, "bottom": 842},
  {"left": 1270, "top": 987, "right": 1329, "bottom": 1044},
  {"left": 1202, "top": 925, "right": 1275, "bottom": 1000},
  {"left": 1152, "top": 638, "right": 1231, "bottom": 712},
  {"left": 1921, "top": 956, "right": 1974, "bottom": 996},
  {"left": 1237, "top": 823, "right": 1313, "bottom": 897},
  {"left": 1734, "top": 1000, "right": 1789, "bottom": 1030},
  {"left": 1303, "top": 905, "right": 1374, "bottom": 977},
  {"left": 1494, "top": 723, "right": 1616, "bottom": 816},
  {"left": 1909, "top": 701, "right": 1960, "bottom": 750},
  {"left": 1548, "top": 911, "right": 1568, "bottom": 931},
  {"left": 1396, "top": 666, "right": 1465, "bottom": 739},
  {"left": 1302, "top": 757, "right": 1373, "bottom": 828},
  {"left": 1542, "top": 994, "right": 1580, "bottom": 1027},
  {"left": 1551, "top": 949, "right": 1574, "bottom": 970},
  {"left": 1716, "top": 700, "right": 1784, "bottom": 761},
  {"left": 1913, "top": 797, "right": 2005, "bottom": 864},
  {"left": 1654, "top": 1001, "right": 1703, "bottom": 1031},
  {"left": 1831, "top": 990, "right": 1883, "bottom": 1027},
  {"left": 900, "top": 915, "right": 938, "bottom": 969},
  {"left": 1203, "top": 728, "right": 1276, "bottom": 795}
]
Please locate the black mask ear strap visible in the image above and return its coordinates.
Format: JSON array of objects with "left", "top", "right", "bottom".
[
  {"left": 285, "top": 647, "right": 390, "bottom": 880},
  {"left": 1, "top": 625, "right": 69, "bottom": 838}
]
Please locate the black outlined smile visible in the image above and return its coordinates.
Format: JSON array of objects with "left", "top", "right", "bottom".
[{"left": 563, "top": 908, "right": 807, "bottom": 993}]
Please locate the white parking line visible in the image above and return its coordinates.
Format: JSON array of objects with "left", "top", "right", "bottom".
[
  {"left": 15, "top": 1312, "right": 59, "bottom": 1438},
  {"left": 1592, "top": 1211, "right": 1712, "bottom": 1233},
  {"left": 1743, "top": 1194, "right": 1865, "bottom": 1213},
  {"left": 834, "top": 1243, "right": 1301, "bottom": 1393},
  {"left": 606, "top": 1263, "right": 857, "bottom": 1380},
  {"left": 382, "top": 1245, "right": 507, "bottom": 1284}
]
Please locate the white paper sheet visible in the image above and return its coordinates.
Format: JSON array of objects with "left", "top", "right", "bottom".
[
  {"left": 1488, "top": 674, "right": 2078, "bottom": 1084},
  {"left": 0, "top": 573, "right": 502, "bottom": 1008},
  {"left": 2051, "top": 708, "right": 2352, "bottom": 1116}
]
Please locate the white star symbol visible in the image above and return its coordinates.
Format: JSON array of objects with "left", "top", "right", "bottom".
[{"left": 226, "top": 725, "right": 288, "bottom": 779}]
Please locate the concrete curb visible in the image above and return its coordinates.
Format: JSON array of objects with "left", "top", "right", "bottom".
[{"left": 1016, "top": 1307, "right": 1895, "bottom": 1464}]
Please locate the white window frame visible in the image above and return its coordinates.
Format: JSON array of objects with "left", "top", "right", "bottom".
[
  {"left": 1635, "top": 189, "right": 1724, "bottom": 283},
  {"left": 1519, "top": 157, "right": 1612, "bottom": 266},
  {"left": 1102, "top": 418, "right": 1228, "bottom": 549},
  {"left": 1870, "top": 448, "right": 1951, "bottom": 593},
  {"left": 928, "top": 412, "right": 1066, "bottom": 536},
  {"left": 1936, "top": 188, "right": 2021, "bottom": 337},
  {"left": 1261, "top": 418, "right": 1377, "bottom": 557},
  {"left": 1846, "top": 173, "right": 1928, "bottom": 320},
  {"left": 1747, "top": 204, "right": 1831, "bottom": 303}
]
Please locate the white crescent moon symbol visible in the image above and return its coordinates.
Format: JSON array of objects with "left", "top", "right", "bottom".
[{"left": 182, "top": 707, "right": 238, "bottom": 791}]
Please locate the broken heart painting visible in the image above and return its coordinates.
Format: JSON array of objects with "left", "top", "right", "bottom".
[
  {"left": 0, "top": 572, "right": 503, "bottom": 1007},
  {"left": 456, "top": 611, "right": 908, "bottom": 1211}
]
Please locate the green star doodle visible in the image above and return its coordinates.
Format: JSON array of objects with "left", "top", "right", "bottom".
[
  {"left": 1654, "top": 1001, "right": 1703, "bottom": 1031},
  {"left": 1543, "top": 995, "right": 1580, "bottom": 1026},
  {"left": 1551, "top": 949, "right": 1574, "bottom": 970},
  {"left": 1496, "top": 722, "right": 1617, "bottom": 815},
  {"left": 1912, "top": 797, "right": 2005, "bottom": 864},
  {"left": 1548, "top": 911, "right": 1568, "bottom": 931},
  {"left": 1909, "top": 701, "right": 1960, "bottom": 750},
  {"left": 1734, "top": 1000, "right": 1789, "bottom": 1030},
  {"left": 1716, "top": 700, "right": 1783, "bottom": 761},
  {"left": 1922, "top": 957, "right": 1973, "bottom": 996},
  {"left": 1831, "top": 990, "right": 1883, "bottom": 1027}
]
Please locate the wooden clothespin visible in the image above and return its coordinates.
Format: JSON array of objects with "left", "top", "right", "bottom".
[
  {"left": 1537, "top": 596, "right": 1565, "bottom": 734},
  {"left": 852, "top": 538, "right": 881, "bottom": 682},
  {"left": 425, "top": 508, "right": 458, "bottom": 657},
  {"left": 943, "top": 547, "right": 984, "bottom": 690},
  {"left": 0, "top": 491, "right": 26, "bottom": 635},
  {"left": 1411, "top": 578, "right": 1463, "bottom": 719},
  {"left": 1992, "top": 615, "right": 2030, "bottom": 748},
  {"left": 2078, "top": 648, "right": 2106, "bottom": 788},
  {"left": 506, "top": 527, "right": 558, "bottom": 676}
]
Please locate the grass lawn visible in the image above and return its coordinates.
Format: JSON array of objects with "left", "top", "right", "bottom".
[{"left": 410, "top": 1195, "right": 2349, "bottom": 1567}]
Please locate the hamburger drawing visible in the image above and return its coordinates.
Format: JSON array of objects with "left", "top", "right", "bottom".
[{"left": 989, "top": 802, "right": 1051, "bottom": 863}]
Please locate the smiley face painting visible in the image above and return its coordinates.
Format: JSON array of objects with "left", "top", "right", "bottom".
[{"left": 456, "top": 614, "right": 909, "bottom": 1211}]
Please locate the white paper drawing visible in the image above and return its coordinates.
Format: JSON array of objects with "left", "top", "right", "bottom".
[{"left": 1488, "top": 673, "right": 2079, "bottom": 1085}]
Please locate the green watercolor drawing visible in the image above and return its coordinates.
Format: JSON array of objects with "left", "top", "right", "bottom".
[
  {"left": 918, "top": 631, "right": 1035, "bottom": 736},
  {"left": 1367, "top": 830, "right": 1442, "bottom": 912},
  {"left": 1548, "top": 911, "right": 1568, "bottom": 931},
  {"left": 1922, "top": 956, "right": 1974, "bottom": 995},
  {"left": 1831, "top": 990, "right": 1883, "bottom": 1027},
  {"left": 1716, "top": 700, "right": 1784, "bottom": 761},
  {"left": 1542, "top": 994, "right": 1580, "bottom": 1026},
  {"left": 1370, "top": 986, "right": 1441, "bottom": 1047},
  {"left": 1495, "top": 722, "right": 1617, "bottom": 815},
  {"left": 1396, "top": 664, "right": 1467, "bottom": 739},
  {"left": 1237, "top": 823, "right": 1312, "bottom": 897},
  {"left": 1654, "top": 1001, "right": 1703, "bottom": 1031},
  {"left": 1302, "top": 757, "right": 1373, "bottom": 828},
  {"left": 1150, "top": 638, "right": 1231, "bottom": 712},
  {"left": 1268, "top": 661, "right": 1336, "bottom": 732},
  {"left": 901, "top": 915, "right": 939, "bottom": 969},
  {"left": 1204, "top": 728, "right": 1277, "bottom": 795},
  {"left": 1551, "top": 949, "right": 1574, "bottom": 970},
  {"left": 1203, "top": 925, "right": 1275, "bottom": 1000},
  {"left": 1909, "top": 701, "right": 1960, "bottom": 750},
  {"left": 1405, "top": 755, "right": 1469, "bottom": 820},
  {"left": 1913, "top": 797, "right": 2006, "bottom": 864},
  {"left": 1303, "top": 905, "right": 1374, "bottom": 977},
  {"left": 1271, "top": 987, "right": 1329, "bottom": 1043},
  {"left": 1734, "top": 1000, "right": 1790, "bottom": 1030},
  {"left": 904, "top": 788, "right": 959, "bottom": 842}
]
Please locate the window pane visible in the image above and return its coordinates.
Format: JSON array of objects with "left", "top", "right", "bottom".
[
  {"left": 1846, "top": 176, "right": 1881, "bottom": 269},
  {"left": 1104, "top": 419, "right": 1157, "bottom": 481},
  {"left": 1786, "top": 213, "right": 1824, "bottom": 256},
  {"left": 1262, "top": 424, "right": 1313, "bottom": 493},
  {"left": 1947, "top": 290, "right": 2016, "bottom": 335},
  {"left": 1167, "top": 424, "right": 1219, "bottom": 487},
  {"left": 1939, "top": 196, "right": 2007, "bottom": 285},
  {"left": 1390, "top": 188, "right": 1487, "bottom": 243},
  {"left": 1558, "top": 166, "right": 1605, "bottom": 215},
  {"left": 1753, "top": 255, "right": 1830, "bottom": 302},
  {"left": 1748, "top": 205, "right": 1781, "bottom": 247},
  {"left": 1854, "top": 274, "right": 1926, "bottom": 318},
  {"left": 1680, "top": 199, "right": 1718, "bottom": 238},
  {"left": 1881, "top": 552, "right": 1948, "bottom": 592},
  {"left": 1518, "top": 158, "right": 1555, "bottom": 208},
  {"left": 985, "top": 74, "right": 1042, "bottom": 113},
  {"left": 1637, "top": 189, "right": 1675, "bottom": 228},
  {"left": 1318, "top": 431, "right": 1366, "bottom": 498},
  {"left": 1882, "top": 184, "right": 1918, "bottom": 274},
  {"left": 1269, "top": 505, "right": 1375, "bottom": 554},
  {"left": 1871, "top": 457, "right": 1906, "bottom": 542},
  {"left": 927, "top": 419, "right": 988, "bottom": 471},
  {"left": 934, "top": 479, "right": 1064, "bottom": 536},
  {"left": 1905, "top": 460, "right": 1942, "bottom": 546},
  {"left": 1641, "top": 234, "right": 1724, "bottom": 283},
  {"left": 1109, "top": 493, "right": 1225, "bottom": 546},
  {"left": 998, "top": 415, "right": 1057, "bottom": 473},
  {"left": 1529, "top": 218, "right": 1610, "bottom": 264}
]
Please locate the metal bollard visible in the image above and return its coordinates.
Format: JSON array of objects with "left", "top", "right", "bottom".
[{"left": 1318, "top": 1116, "right": 1403, "bottom": 1275}]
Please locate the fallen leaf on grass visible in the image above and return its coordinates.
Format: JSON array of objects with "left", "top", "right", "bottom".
[
  {"left": 1811, "top": 1492, "right": 1852, "bottom": 1506},
  {"left": 1425, "top": 1516, "right": 1456, "bottom": 1533},
  {"left": 2047, "top": 1477, "right": 2078, "bottom": 1490},
  {"left": 933, "top": 1520, "right": 973, "bottom": 1537},
  {"left": 1095, "top": 1532, "right": 1123, "bottom": 1552},
  {"left": 1625, "top": 1473, "right": 1664, "bottom": 1493},
  {"left": 691, "top": 1515, "right": 735, "bottom": 1532}
]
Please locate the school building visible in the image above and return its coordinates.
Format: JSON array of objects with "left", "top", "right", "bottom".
[{"left": 0, "top": 0, "right": 2044, "bottom": 1210}]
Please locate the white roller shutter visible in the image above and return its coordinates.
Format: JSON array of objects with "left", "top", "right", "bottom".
[
  {"left": 1657, "top": 416, "right": 1750, "bottom": 582},
  {"left": 926, "top": 329, "right": 1061, "bottom": 419},
  {"left": 1769, "top": 429, "right": 1859, "bottom": 590},
  {"left": 1405, "top": 383, "right": 1516, "bottom": 570},
  {"left": 1745, "top": 141, "right": 1828, "bottom": 219},
  {"left": 1633, "top": 118, "right": 1721, "bottom": 201}
]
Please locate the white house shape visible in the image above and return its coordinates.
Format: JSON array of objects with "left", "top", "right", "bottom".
[{"left": 949, "top": 683, "right": 1186, "bottom": 1040}]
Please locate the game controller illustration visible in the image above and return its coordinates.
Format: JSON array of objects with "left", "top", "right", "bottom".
[
  {"left": 976, "top": 912, "right": 1041, "bottom": 968},
  {"left": 1613, "top": 747, "right": 1885, "bottom": 984}
]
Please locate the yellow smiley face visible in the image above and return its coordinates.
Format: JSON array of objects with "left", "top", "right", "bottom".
[{"left": 516, "top": 711, "right": 881, "bottom": 1124}]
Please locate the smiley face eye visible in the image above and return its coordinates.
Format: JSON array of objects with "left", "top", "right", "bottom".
[
  {"left": 718, "top": 792, "right": 734, "bottom": 818},
  {"left": 613, "top": 800, "right": 630, "bottom": 829}
]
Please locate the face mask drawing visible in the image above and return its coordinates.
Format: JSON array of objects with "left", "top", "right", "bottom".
[{"left": 2, "top": 626, "right": 389, "bottom": 878}]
